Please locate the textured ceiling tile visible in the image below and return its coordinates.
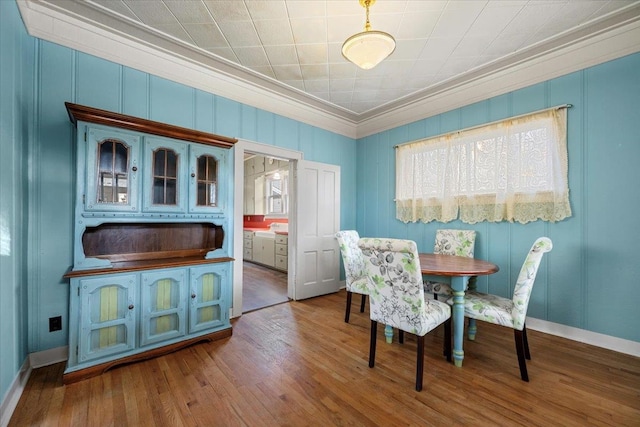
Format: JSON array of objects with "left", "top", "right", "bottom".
[
  {"left": 245, "top": 0, "right": 288, "bottom": 20},
  {"left": 264, "top": 45, "right": 299, "bottom": 66},
  {"left": 153, "top": 23, "right": 195, "bottom": 44},
  {"left": 291, "top": 18, "right": 328, "bottom": 44},
  {"left": 217, "top": 20, "right": 261, "bottom": 47},
  {"left": 273, "top": 64, "right": 303, "bottom": 80},
  {"left": 304, "top": 78, "right": 329, "bottom": 93},
  {"left": 390, "top": 39, "right": 427, "bottom": 61},
  {"left": 329, "top": 91, "right": 353, "bottom": 104},
  {"left": 329, "top": 63, "right": 357, "bottom": 79},
  {"left": 330, "top": 77, "right": 355, "bottom": 92},
  {"left": 207, "top": 46, "right": 238, "bottom": 63},
  {"left": 297, "top": 44, "right": 328, "bottom": 65},
  {"left": 300, "top": 64, "right": 329, "bottom": 80},
  {"left": 234, "top": 46, "right": 270, "bottom": 67},
  {"left": 123, "top": 0, "right": 178, "bottom": 25},
  {"left": 431, "top": 2, "right": 485, "bottom": 38},
  {"left": 183, "top": 23, "right": 228, "bottom": 49},
  {"left": 395, "top": 11, "right": 440, "bottom": 39},
  {"left": 248, "top": 65, "right": 276, "bottom": 79},
  {"left": 203, "top": 0, "right": 251, "bottom": 21},
  {"left": 254, "top": 20, "right": 295, "bottom": 45},
  {"left": 164, "top": 1, "right": 213, "bottom": 24},
  {"left": 287, "top": 1, "right": 326, "bottom": 18}
]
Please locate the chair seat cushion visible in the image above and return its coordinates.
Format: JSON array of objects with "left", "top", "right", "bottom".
[
  {"left": 423, "top": 281, "right": 454, "bottom": 296},
  {"left": 348, "top": 276, "right": 370, "bottom": 295},
  {"left": 446, "top": 291, "right": 517, "bottom": 329},
  {"left": 421, "top": 298, "right": 452, "bottom": 329}
]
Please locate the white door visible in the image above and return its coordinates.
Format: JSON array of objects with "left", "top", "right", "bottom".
[{"left": 292, "top": 160, "right": 340, "bottom": 300}]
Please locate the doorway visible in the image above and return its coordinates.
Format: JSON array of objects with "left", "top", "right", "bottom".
[
  {"left": 242, "top": 151, "right": 290, "bottom": 312},
  {"left": 232, "top": 141, "right": 341, "bottom": 318},
  {"left": 232, "top": 142, "right": 303, "bottom": 317}
]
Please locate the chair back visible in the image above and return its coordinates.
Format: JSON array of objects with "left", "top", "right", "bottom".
[
  {"left": 335, "top": 230, "right": 369, "bottom": 294},
  {"left": 358, "top": 238, "right": 449, "bottom": 335},
  {"left": 511, "top": 237, "right": 553, "bottom": 329},
  {"left": 434, "top": 229, "right": 476, "bottom": 257}
]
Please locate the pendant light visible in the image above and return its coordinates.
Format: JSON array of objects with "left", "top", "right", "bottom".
[{"left": 341, "top": 0, "right": 396, "bottom": 70}]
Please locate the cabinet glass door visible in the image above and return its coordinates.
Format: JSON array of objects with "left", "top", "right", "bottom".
[
  {"left": 189, "top": 145, "right": 227, "bottom": 214},
  {"left": 85, "top": 127, "right": 140, "bottom": 212},
  {"left": 189, "top": 264, "right": 229, "bottom": 333},
  {"left": 78, "top": 274, "right": 137, "bottom": 363},
  {"left": 140, "top": 269, "right": 187, "bottom": 346},
  {"left": 143, "top": 137, "right": 187, "bottom": 213}
]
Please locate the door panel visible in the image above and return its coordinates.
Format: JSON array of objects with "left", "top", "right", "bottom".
[{"left": 294, "top": 160, "right": 340, "bottom": 300}]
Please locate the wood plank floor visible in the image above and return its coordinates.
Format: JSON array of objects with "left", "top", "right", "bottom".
[
  {"left": 242, "top": 261, "right": 288, "bottom": 313},
  {"left": 9, "top": 290, "right": 640, "bottom": 426}
]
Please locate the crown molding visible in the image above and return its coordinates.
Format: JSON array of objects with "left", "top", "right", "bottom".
[
  {"left": 16, "top": 0, "right": 359, "bottom": 138},
  {"left": 16, "top": 1, "right": 640, "bottom": 141}
]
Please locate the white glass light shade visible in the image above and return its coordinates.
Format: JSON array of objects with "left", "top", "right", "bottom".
[{"left": 341, "top": 30, "right": 396, "bottom": 70}]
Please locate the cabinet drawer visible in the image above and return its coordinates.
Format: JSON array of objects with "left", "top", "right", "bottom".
[
  {"left": 275, "top": 243, "right": 287, "bottom": 256},
  {"left": 275, "top": 234, "right": 288, "bottom": 245},
  {"left": 275, "top": 255, "right": 288, "bottom": 271},
  {"left": 243, "top": 247, "right": 252, "bottom": 260},
  {"left": 243, "top": 230, "right": 254, "bottom": 240},
  {"left": 244, "top": 238, "right": 253, "bottom": 249}
]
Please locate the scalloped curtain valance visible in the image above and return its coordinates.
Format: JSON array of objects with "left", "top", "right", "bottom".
[{"left": 395, "top": 108, "right": 571, "bottom": 224}]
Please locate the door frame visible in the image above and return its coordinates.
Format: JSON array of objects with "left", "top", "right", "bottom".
[{"left": 232, "top": 140, "right": 303, "bottom": 318}]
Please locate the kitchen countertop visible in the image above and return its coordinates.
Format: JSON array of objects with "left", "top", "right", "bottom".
[{"left": 244, "top": 227, "right": 288, "bottom": 235}]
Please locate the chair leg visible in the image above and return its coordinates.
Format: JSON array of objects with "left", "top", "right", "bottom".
[
  {"left": 416, "top": 335, "right": 425, "bottom": 391},
  {"left": 399, "top": 330, "right": 404, "bottom": 344},
  {"left": 514, "top": 329, "right": 529, "bottom": 382},
  {"left": 444, "top": 318, "right": 452, "bottom": 362},
  {"left": 523, "top": 325, "right": 531, "bottom": 360},
  {"left": 360, "top": 294, "right": 366, "bottom": 313},
  {"left": 369, "top": 320, "right": 377, "bottom": 368},
  {"left": 433, "top": 293, "right": 438, "bottom": 300},
  {"left": 345, "top": 291, "right": 353, "bottom": 323}
]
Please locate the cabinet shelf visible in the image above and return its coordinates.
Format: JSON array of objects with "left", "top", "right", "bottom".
[{"left": 64, "top": 256, "right": 234, "bottom": 278}]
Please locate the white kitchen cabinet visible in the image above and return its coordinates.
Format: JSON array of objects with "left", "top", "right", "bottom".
[{"left": 252, "top": 235, "right": 275, "bottom": 267}]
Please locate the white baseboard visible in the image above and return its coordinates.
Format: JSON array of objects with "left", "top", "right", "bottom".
[
  {"left": 527, "top": 317, "right": 640, "bottom": 357},
  {"left": 0, "top": 358, "right": 31, "bottom": 427},
  {"left": 0, "top": 346, "right": 68, "bottom": 427},
  {"left": 29, "top": 346, "right": 68, "bottom": 369}
]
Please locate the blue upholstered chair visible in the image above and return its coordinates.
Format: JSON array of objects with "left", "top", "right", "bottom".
[
  {"left": 335, "top": 230, "right": 369, "bottom": 323},
  {"left": 358, "top": 237, "right": 452, "bottom": 391},
  {"left": 423, "top": 229, "right": 477, "bottom": 299},
  {"left": 447, "top": 237, "right": 552, "bottom": 381}
]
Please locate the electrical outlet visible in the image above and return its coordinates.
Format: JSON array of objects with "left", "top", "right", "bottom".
[{"left": 49, "top": 316, "right": 62, "bottom": 332}]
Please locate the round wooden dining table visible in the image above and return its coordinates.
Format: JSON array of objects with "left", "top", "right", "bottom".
[{"left": 419, "top": 253, "right": 499, "bottom": 367}]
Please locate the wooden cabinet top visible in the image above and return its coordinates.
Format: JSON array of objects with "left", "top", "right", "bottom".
[{"left": 65, "top": 102, "right": 237, "bottom": 149}]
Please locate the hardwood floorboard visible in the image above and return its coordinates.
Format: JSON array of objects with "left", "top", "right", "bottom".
[
  {"left": 242, "top": 261, "right": 288, "bottom": 313},
  {"left": 9, "top": 290, "right": 640, "bottom": 426}
]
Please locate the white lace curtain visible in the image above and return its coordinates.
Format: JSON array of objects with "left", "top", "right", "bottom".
[{"left": 396, "top": 107, "right": 571, "bottom": 224}]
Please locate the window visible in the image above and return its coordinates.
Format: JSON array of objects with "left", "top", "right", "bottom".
[
  {"left": 395, "top": 107, "right": 571, "bottom": 224},
  {"left": 265, "top": 171, "right": 288, "bottom": 216}
]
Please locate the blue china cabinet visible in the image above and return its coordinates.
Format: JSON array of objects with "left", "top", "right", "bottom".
[{"left": 63, "top": 103, "right": 236, "bottom": 383}]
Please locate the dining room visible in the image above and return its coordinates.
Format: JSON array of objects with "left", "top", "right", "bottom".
[{"left": 3, "top": 1, "right": 640, "bottom": 424}]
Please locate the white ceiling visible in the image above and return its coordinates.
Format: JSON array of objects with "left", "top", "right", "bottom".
[{"left": 16, "top": 0, "right": 640, "bottom": 138}]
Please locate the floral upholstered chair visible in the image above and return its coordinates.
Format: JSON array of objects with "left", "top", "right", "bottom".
[
  {"left": 447, "top": 237, "right": 552, "bottom": 381},
  {"left": 423, "top": 229, "right": 477, "bottom": 300},
  {"left": 335, "top": 230, "right": 369, "bottom": 323},
  {"left": 358, "top": 238, "right": 451, "bottom": 391}
]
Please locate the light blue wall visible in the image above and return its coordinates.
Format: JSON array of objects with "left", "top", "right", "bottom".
[
  {"left": 0, "top": 0, "right": 34, "bottom": 407},
  {"left": 0, "top": 0, "right": 357, "bottom": 404},
  {"left": 356, "top": 52, "right": 640, "bottom": 343}
]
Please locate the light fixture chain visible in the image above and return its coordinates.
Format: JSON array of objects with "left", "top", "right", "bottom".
[{"left": 364, "top": 0, "right": 371, "bottom": 32}]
